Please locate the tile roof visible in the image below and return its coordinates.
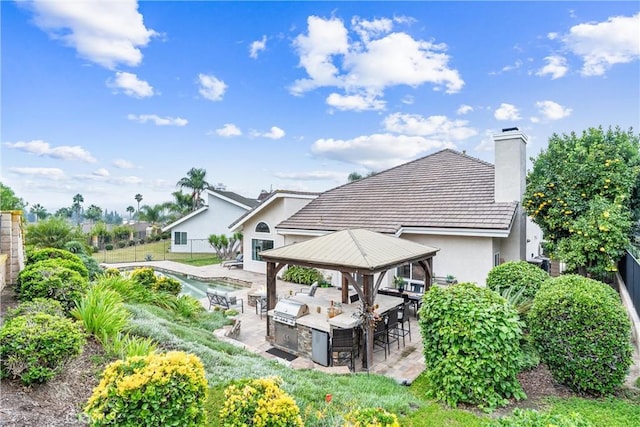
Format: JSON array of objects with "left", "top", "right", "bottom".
[
  {"left": 211, "top": 189, "right": 259, "bottom": 208},
  {"left": 228, "top": 190, "right": 320, "bottom": 230},
  {"left": 277, "top": 149, "right": 518, "bottom": 234}
]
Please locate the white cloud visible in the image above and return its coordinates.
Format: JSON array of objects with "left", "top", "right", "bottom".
[
  {"left": 107, "top": 71, "right": 154, "bottom": 97},
  {"left": 273, "top": 170, "right": 347, "bottom": 181},
  {"left": 535, "top": 100, "right": 572, "bottom": 120},
  {"left": 312, "top": 133, "right": 453, "bottom": 170},
  {"left": 456, "top": 104, "right": 473, "bottom": 115},
  {"left": 494, "top": 103, "right": 521, "bottom": 121},
  {"left": 198, "top": 73, "right": 228, "bottom": 101},
  {"left": 4, "top": 140, "right": 97, "bottom": 162},
  {"left": 536, "top": 55, "right": 569, "bottom": 79},
  {"left": 326, "top": 93, "right": 385, "bottom": 111},
  {"left": 9, "top": 167, "right": 66, "bottom": 179},
  {"left": 530, "top": 116, "right": 540, "bottom": 124},
  {"left": 110, "top": 175, "right": 143, "bottom": 185},
  {"left": 127, "top": 114, "right": 188, "bottom": 126},
  {"left": 113, "top": 159, "right": 135, "bottom": 169},
  {"left": 215, "top": 123, "right": 242, "bottom": 137},
  {"left": 22, "top": 0, "right": 157, "bottom": 69},
  {"left": 249, "top": 35, "right": 267, "bottom": 59},
  {"left": 489, "top": 60, "right": 522, "bottom": 75},
  {"left": 562, "top": 12, "right": 640, "bottom": 76},
  {"left": 290, "top": 15, "right": 464, "bottom": 105},
  {"left": 383, "top": 113, "right": 477, "bottom": 141},
  {"left": 474, "top": 130, "right": 498, "bottom": 152},
  {"left": 93, "top": 168, "right": 110, "bottom": 177},
  {"left": 252, "top": 126, "right": 285, "bottom": 140},
  {"left": 547, "top": 32, "right": 559, "bottom": 41},
  {"left": 401, "top": 95, "right": 414, "bottom": 105}
]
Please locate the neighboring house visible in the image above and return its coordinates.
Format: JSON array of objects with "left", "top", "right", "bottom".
[
  {"left": 228, "top": 191, "right": 319, "bottom": 273},
  {"left": 245, "top": 129, "right": 532, "bottom": 286},
  {"left": 162, "top": 189, "right": 258, "bottom": 253}
]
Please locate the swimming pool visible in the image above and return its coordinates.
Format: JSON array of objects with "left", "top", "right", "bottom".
[{"left": 160, "top": 272, "right": 245, "bottom": 299}]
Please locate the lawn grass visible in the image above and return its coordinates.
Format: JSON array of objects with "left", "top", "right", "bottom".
[
  {"left": 92, "top": 240, "right": 221, "bottom": 265},
  {"left": 545, "top": 395, "right": 640, "bottom": 427}
]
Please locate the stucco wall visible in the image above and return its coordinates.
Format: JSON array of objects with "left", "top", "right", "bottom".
[{"left": 170, "top": 194, "right": 249, "bottom": 253}]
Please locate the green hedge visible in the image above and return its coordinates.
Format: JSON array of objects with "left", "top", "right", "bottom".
[
  {"left": 486, "top": 261, "right": 549, "bottom": 301},
  {"left": 17, "top": 265, "right": 89, "bottom": 312},
  {"left": 528, "top": 274, "right": 632, "bottom": 394}
]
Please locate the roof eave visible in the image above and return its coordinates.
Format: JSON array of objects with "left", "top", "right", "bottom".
[
  {"left": 161, "top": 206, "right": 209, "bottom": 232},
  {"left": 396, "top": 225, "right": 512, "bottom": 238},
  {"left": 229, "top": 193, "right": 318, "bottom": 231}
]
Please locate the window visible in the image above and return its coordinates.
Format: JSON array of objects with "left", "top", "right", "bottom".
[
  {"left": 252, "top": 239, "right": 274, "bottom": 261},
  {"left": 174, "top": 231, "right": 187, "bottom": 245},
  {"left": 255, "top": 222, "right": 270, "bottom": 233},
  {"left": 494, "top": 252, "right": 501, "bottom": 267},
  {"left": 397, "top": 262, "right": 428, "bottom": 290}
]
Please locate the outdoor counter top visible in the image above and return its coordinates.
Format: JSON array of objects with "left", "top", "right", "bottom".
[{"left": 272, "top": 293, "right": 404, "bottom": 333}]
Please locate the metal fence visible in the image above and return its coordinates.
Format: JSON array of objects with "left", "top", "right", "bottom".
[
  {"left": 94, "top": 239, "right": 217, "bottom": 264},
  {"left": 619, "top": 249, "right": 640, "bottom": 318}
]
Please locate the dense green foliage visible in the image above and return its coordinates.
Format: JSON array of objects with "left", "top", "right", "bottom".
[
  {"left": 418, "top": 283, "right": 525, "bottom": 409},
  {"left": 71, "top": 282, "right": 130, "bottom": 343},
  {"left": 0, "top": 313, "right": 86, "bottom": 385},
  {"left": 282, "top": 265, "right": 326, "bottom": 285},
  {"left": 17, "top": 264, "right": 89, "bottom": 311},
  {"left": 524, "top": 127, "right": 640, "bottom": 279},
  {"left": 25, "top": 216, "right": 85, "bottom": 249},
  {"left": 344, "top": 407, "right": 400, "bottom": 426},
  {"left": 27, "top": 247, "right": 84, "bottom": 265},
  {"left": 490, "top": 408, "right": 593, "bottom": 427},
  {"left": 154, "top": 275, "right": 182, "bottom": 295},
  {"left": 128, "top": 267, "right": 157, "bottom": 288},
  {"left": 0, "top": 182, "right": 25, "bottom": 210},
  {"left": 4, "top": 297, "right": 66, "bottom": 322},
  {"left": 528, "top": 275, "right": 632, "bottom": 394},
  {"left": 219, "top": 377, "right": 304, "bottom": 426},
  {"left": 486, "top": 261, "right": 549, "bottom": 301},
  {"left": 26, "top": 257, "right": 89, "bottom": 280},
  {"left": 85, "top": 351, "right": 208, "bottom": 426}
]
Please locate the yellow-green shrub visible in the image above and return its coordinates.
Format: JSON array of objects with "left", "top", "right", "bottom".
[
  {"left": 343, "top": 407, "right": 400, "bottom": 427},
  {"left": 128, "top": 267, "right": 157, "bottom": 288},
  {"left": 84, "top": 351, "right": 208, "bottom": 426},
  {"left": 219, "top": 377, "right": 304, "bottom": 427},
  {"left": 153, "top": 275, "right": 181, "bottom": 295}
]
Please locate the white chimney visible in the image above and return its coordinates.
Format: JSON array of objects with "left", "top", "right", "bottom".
[{"left": 493, "top": 127, "right": 528, "bottom": 261}]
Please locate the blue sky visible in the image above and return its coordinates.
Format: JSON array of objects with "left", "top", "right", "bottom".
[{"left": 2, "top": 1, "right": 639, "bottom": 215}]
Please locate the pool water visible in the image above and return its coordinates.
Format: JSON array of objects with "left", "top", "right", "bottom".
[{"left": 161, "top": 272, "right": 243, "bottom": 299}]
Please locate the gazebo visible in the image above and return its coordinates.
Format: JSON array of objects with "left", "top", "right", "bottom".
[{"left": 260, "top": 228, "right": 439, "bottom": 370}]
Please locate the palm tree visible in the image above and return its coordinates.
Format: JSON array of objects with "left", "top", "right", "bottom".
[
  {"left": 84, "top": 204, "right": 103, "bottom": 223},
  {"left": 134, "top": 194, "right": 143, "bottom": 221},
  {"left": 126, "top": 205, "right": 135, "bottom": 220},
  {"left": 29, "top": 203, "right": 48, "bottom": 222},
  {"left": 177, "top": 168, "right": 210, "bottom": 211},
  {"left": 72, "top": 193, "right": 84, "bottom": 225},
  {"left": 138, "top": 204, "right": 166, "bottom": 228}
]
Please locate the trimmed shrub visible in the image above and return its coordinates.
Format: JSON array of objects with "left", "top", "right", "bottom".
[
  {"left": 418, "top": 283, "right": 525, "bottom": 409},
  {"left": 486, "top": 261, "right": 549, "bottom": 301},
  {"left": 63, "top": 240, "right": 87, "bottom": 254},
  {"left": 104, "top": 244, "right": 114, "bottom": 251},
  {"left": 490, "top": 408, "right": 593, "bottom": 427},
  {"left": 103, "top": 268, "right": 121, "bottom": 277},
  {"left": 129, "top": 267, "right": 157, "bottom": 288},
  {"left": 71, "top": 282, "right": 130, "bottom": 341},
  {"left": 27, "top": 247, "right": 84, "bottom": 266},
  {"left": 22, "top": 257, "right": 89, "bottom": 280},
  {"left": 17, "top": 265, "right": 89, "bottom": 312},
  {"left": 4, "top": 297, "right": 65, "bottom": 322},
  {"left": 84, "top": 351, "right": 208, "bottom": 426},
  {"left": 153, "top": 276, "right": 181, "bottom": 295},
  {"left": 528, "top": 274, "right": 632, "bottom": 394},
  {"left": 117, "top": 241, "right": 127, "bottom": 249},
  {"left": 344, "top": 407, "right": 400, "bottom": 427},
  {"left": 0, "top": 313, "right": 86, "bottom": 385},
  {"left": 76, "top": 253, "right": 103, "bottom": 279},
  {"left": 219, "top": 377, "right": 304, "bottom": 426},
  {"left": 282, "top": 265, "right": 325, "bottom": 285}
]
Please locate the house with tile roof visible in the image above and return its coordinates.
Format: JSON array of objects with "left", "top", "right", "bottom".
[
  {"left": 237, "top": 129, "right": 534, "bottom": 286},
  {"left": 162, "top": 189, "right": 259, "bottom": 254},
  {"left": 229, "top": 190, "right": 319, "bottom": 272}
]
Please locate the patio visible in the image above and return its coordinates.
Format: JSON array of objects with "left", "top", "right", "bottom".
[{"left": 108, "top": 259, "right": 427, "bottom": 384}]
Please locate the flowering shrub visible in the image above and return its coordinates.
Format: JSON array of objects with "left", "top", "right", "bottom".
[
  {"left": 419, "top": 283, "right": 525, "bottom": 409},
  {"left": 153, "top": 275, "right": 181, "bottom": 295},
  {"left": 84, "top": 351, "right": 208, "bottom": 426},
  {"left": 529, "top": 275, "right": 632, "bottom": 394},
  {"left": 219, "top": 377, "right": 304, "bottom": 426},
  {"left": 343, "top": 407, "right": 400, "bottom": 427},
  {"left": 0, "top": 313, "right": 85, "bottom": 385}
]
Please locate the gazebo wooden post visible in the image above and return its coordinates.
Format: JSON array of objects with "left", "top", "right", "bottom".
[
  {"left": 363, "top": 273, "right": 374, "bottom": 371},
  {"left": 341, "top": 274, "right": 349, "bottom": 304},
  {"left": 418, "top": 259, "right": 433, "bottom": 292},
  {"left": 265, "top": 261, "right": 278, "bottom": 337}
]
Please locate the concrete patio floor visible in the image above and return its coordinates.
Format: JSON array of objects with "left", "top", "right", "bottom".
[{"left": 107, "top": 260, "right": 426, "bottom": 384}]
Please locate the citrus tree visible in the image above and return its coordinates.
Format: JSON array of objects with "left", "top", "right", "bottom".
[{"left": 524, "top": 126, "right": 640, "bottom": 280}]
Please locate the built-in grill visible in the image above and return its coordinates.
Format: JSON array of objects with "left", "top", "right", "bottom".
[{"left": 272, "top": 299, "right": 309, "bottom": 326}]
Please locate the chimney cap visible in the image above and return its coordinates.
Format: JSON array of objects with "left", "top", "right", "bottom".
[{"left": 501, "top": 127, "right": 519, "bottom": 132}]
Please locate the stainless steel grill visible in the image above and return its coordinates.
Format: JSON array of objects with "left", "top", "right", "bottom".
[{"left": 272, "top": 299, "right": 309, "bottom": 326}]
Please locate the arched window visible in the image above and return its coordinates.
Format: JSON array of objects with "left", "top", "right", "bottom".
[{"left": 255, "top": 222, "right": 270, "bottom": 233}]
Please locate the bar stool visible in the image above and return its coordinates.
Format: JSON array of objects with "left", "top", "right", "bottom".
[
  {"left": 397, "top": 301, "right": 411, "bottom": 346},
  {"left": 386, "top": 307, "right": 400, "bottom": 352}
]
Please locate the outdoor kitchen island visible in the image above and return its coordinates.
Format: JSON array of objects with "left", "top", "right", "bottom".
[{"left": 266, "top": 293, "right": 404, "bottom": 367}]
